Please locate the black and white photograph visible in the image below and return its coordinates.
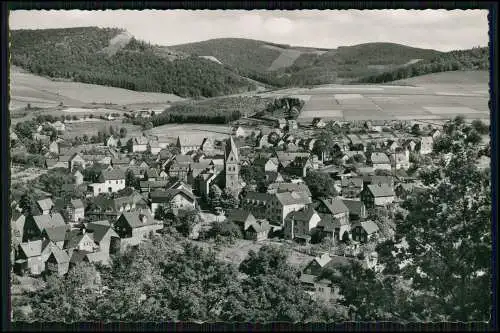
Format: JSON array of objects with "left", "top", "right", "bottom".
[{"left": 7, "top": 8, "right": 492, "bottom": 325}]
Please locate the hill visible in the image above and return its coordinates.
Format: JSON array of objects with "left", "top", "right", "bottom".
[
  {"left": 10, "top": 27, "right": 257, "bottom": 98},
  {"left": 357, "top": 47, "right": 489, "bottom": 84},
  {"left": 170, "top": 39, "right": 442, "bottom": 86}
]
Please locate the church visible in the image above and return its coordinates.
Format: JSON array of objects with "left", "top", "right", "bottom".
[{"left": 223, "top": 136, "right": 241, "bottom": 194}]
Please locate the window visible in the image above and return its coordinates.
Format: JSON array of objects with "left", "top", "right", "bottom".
[{"left": 116, "top": 180, "right": 119, "bottom": 184}]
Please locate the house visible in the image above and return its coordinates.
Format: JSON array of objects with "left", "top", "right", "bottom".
[
  {"left": 394, "top": 148, "right": 410, "bottom": 170},
  {"left": 430, "top": 129, "right": 441, "bottom": 140},
  {"left": 395, "top": 182, "right": 426, "bottom": 200},
  {"left": 139, "top": 180, "right": 170, "bottom": 193},
  {"left": 69, "top": 153, "right": 86, "bottom": 171},
  {"left": 253, "top": 157, "right": 279, "bottom": 173},
  {"left": 144, "top": 168, "right": 159, "bottom": 181},
  {"left": 111, "top": 157, "right": 131, "bottom": 168},
  {"left": 419, "top": 136, "right": 434, "bottom": 155},
  {"left": 370, "top": 152, "right": 391, "bottom": 171},
  {"left": 277, "top": 118, "right": 287, "bottom": 129},
  {"left": 147, "top": 140, "right": 162, "bottom": 155},
  {"left": 258, "top": 135, "right": 273, "bottom": 148},
  {"left": 49, "top": 141, "right": 59, "bottom": 154},
  {"left": 232, "top": 126, "right": 248, "bottom": 138},
  {"left": 86, "top": 222, "right": 120, "bottom": 257},
  {"left": 369, "top": 176, "right": 394, "bottom": 187},
  {"left": 268, "top": 182, "right": 312, "bottom": 198},
  {"left": 52, "top": 121, "right": 66, "bottom": 132},
  {"left": 88, "top": 169, "right": 126, "bottom": 196},
  {"left": 300, "top": 253, "right": 358, "bottom": 301},
  {"left": 351, "top": 220, "right": 379, "bottom": 243},
  {"left": 11, "top": 212, "right": 26, "bottom": 246},
  {"left": 177, "top": 136, "right": 201, "bottom": 155},
  {"left": 114, "top": 211, "right": 162, "bottom": 241},
  {"left": 312, "top": 118, "right": 327, "bottom": 129},
  {"left": 41, "top": 225, "right": 70, "bottom": 249},
  {"left": 85, "top": 192, "right": 149, "bottom": 222},
  {"left": 74, "top": 170, "right": 84, "bottom": 185},
  {"left": 66, "top": 199, "right": 85, "bottom": 223},
  {"left": 150, "top": 188, "right": 196, "bottom": 216},
  {"left": 106, "top": 136, "right": 119, "bottom": 147},
  {"left": 265, "top": 171, "right": 284, "bottom": 184},
  {"left": 314, "top": 197, "right": 350, "bottom": 226},
  {"left": 241, "top": 191, "right": 311, "bottom": 226},
  {"left": 386, "top": 140, "right": 400, "bottom": 152},
  {"left": 37, "top": 198, "right": 54, "bottom": 215},
  {"left": 14, "top": 240, "right": 46, "bottom": 276},
  {"left": 316, "top": 214, "right": 350, "bottom": 243},
  {"left": 403, "top": 139, "right": 417, "bottom": 152},
  {"left": 347, "top": 134, "right": 365, "bottom": 151},
  {"left": 64, "top": 228, "right": 98, "bottom": 253},
  {"left": 168, "top": 162, "right": 190, "bottom": 182},
  {"left": 45, "top": 245, "right": 70, "bottom": 276},
  {"left": 23, "top": 213, "right": 66, "bottom": 242},
  {"left": 285, "top": 156, "right": 313, "bottom": 177},
  {"left": 245, "top": 220, "right": 271, "bottom": 241},
  {"left": 361, "top": 184, "right": 395, "bottom": 208},
  {"left": 284, "top": 206, "right": 321, "bottom": 242},
  {"left": 341, "top": 177, "right": 364, "bottom": 198},
  {"left": 227, "top": 209, "right": 257, "bottom": 232},
  {"left": 132, "top": 136, "right": 149, "bottom": 152},
  {"left": 275, "top": 152, "right": 310, "bottom": 169},
  {"left": 342, "top": 199, "right": 367, "bottom": 221}
]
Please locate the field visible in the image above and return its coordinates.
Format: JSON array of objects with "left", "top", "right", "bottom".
[
  {"left": 149, "top": 123, "right": 232, "bottom": 143},
  {"left": 9, "top": 65, "right": 185, "bottom": 112},
  {"left": 62, "top": 120, "right": 143, "bottom": 140},
  {"left": 282, "top": 71, "right": 490, "bottom": 124},
  {"left": 264, "top": 44, "right": 328, "bottom": 71}
]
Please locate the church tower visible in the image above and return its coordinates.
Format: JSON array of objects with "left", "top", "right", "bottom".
[{"left": 224, "top": 136, "right": 240, "bottom": 192}]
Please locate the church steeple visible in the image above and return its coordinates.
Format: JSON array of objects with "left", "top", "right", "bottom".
[{"left": 224, "top": 136, "right": 239, "bottom": 192}]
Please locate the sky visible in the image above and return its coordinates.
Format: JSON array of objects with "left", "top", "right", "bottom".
[{"left": 9, "top": 9, "right": 489, "bottom": 51}]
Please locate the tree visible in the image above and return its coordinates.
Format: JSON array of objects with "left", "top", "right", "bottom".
[
  {"left": 174, "top": 209, "right": 200, "bottom": 238},
  {"left": 471, "top": 119, "right": 489, "bottom": 135},
  {"left": 205, "top": 220, "right": 242, "bottom": 241},
  {"left": 304, "top": 171, "right": 338, "bottom": 199},
  {"left": 125, "top": 170, "right": 139, "bottom": 190},
  {"left": 143, "top": 121, "right": 153, "bottom": 130},
  {"left": 464, "top": 129, "right": 482, "bottom": 146},
  {"left": 411, "top": 124, "right": 421, "bottom": 136}
]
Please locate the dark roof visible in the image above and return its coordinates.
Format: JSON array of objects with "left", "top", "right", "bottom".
[
  {"left": 367, "top": 184, "right": 395, "bottom": 197},
  {"left": 342, "top": 199, "right": 365, "bottom": 215},
  {"left": 341, "top": 177, "right": 363, "bottom": 188},
  {"left": 42, "top": 225, "right": 70, "bottom": 242},
  {"left": 117, "top": 210, "right": 158, "bottom": 229},
  {"left": 319, "top": 198, "right": 349, "bottom": 215},
  {"left": 64, "top": 230, "right": 95, "bottom": 249},
  {"left": 86, "top": 223, "right": 119, "bottom": 243},
  {"left": 228, "top": 209, "right": 256, "bottom": 224},
  {"left": 246, "top": 220, "right": 271, "bottom": 233},
  {"left": 285, "top": 206, "right": 318, "bottom": 223},
  {"left": 150, "top": 188, "right": 195, "bottom": 204},
  {"left": 275, "top": 191, "right": 312, "bottom": 206},
  {"left": 272, "top": 183, "right": 312, "bottom": 197}
]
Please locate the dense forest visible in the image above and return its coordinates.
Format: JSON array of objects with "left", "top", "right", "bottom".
[
  {"left": 10, "top": 28, "right": 256, "bottom": 98},
  {"left": 357, "top": 47, "right": 489, "bottom": 83}
]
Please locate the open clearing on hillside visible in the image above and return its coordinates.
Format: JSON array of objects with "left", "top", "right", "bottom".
[
  {"left": 62, "top": 120, "right": 143, "bottom": 139},
  {"left": 149, "top": 124, "right": 232, "bottom": 142},
  {"left": 10, "top": 66, "right": 185, "bottom": 110},
  {"left": 263, "top": 44, "right": 328, "bottom": 71}
]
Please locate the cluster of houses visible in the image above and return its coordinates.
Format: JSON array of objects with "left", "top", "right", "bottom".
[{"left": 12, "top": 112, "right": 444, "bottom": 284}]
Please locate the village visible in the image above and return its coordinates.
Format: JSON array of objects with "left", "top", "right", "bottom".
[{"left": 11, "top": 101, "right": 488, "bottom": 304}]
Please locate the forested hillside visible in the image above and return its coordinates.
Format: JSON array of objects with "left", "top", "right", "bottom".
[
  {"left": 10, "top": 28, "right": 256, "bottom": 98},
  {"left": 171, "top": 40, "right": 442, "bottom": 86},
  {"left": 358, "top": 46, "right": 489, "bottom": 83}
]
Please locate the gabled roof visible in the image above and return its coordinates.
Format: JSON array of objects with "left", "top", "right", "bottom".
[
  {"left": 145, "top": 168, "right": 159, "bottom": 178},
  {"left": 37, "top": 198, "right": 54, "bottom": 211},
  {"left": 19, "top": 240, "right": 44, "bottom": 258},
  {"left": 42, "top": 225, "right": 70, "bottom": 242},
  {"left": 70, "top": 199, "right": 84, "bottom": 209},
  {"left": 367, "top": 184, "right": 395, "bottom": 197},
  {"left": 353, "top": 220, "right": 379, "bottom": 235},
  {"left": 117, "top": 210, "right": 157, "bottom": 229},
  {"left": 227, "top": 209, "right": 256, "bottom": 224},
  {"left": 101, "top": 169, "right": 125, "bottom": 181},
  {"left": 177, "top": 136, "right": 202, "bottom": 147},
  {"left": 174, "top": 154, "right": 193, "bottom": 164},
  {"left": 342, "top": 199, "right": 365, "bottom": 215},
  {"left": 246, "top": 220, "right": 271, "bottom": 233},
  {"left": 370, "top": 176, "right": 394, "bottom": 186},
  {"left": 286, "top": 206, "right": 318, "bottom": 223},
  {"left": 134, "top": 136, "right": 149, "bottom": 145},
  {"left": 275, "top": 191, "right": 312, "bottom": 206},
  {"left": 86, "top": 223, "right": 119, "bottom": 243},
  {"left": 150, "top": 188, "right": 195, "bottom": 204},
  {"left": 48, "top": 244, "right": 70, "bottom": 264},
  {"left": 32, "top": 213, "right": 66, "bottom": 232},
  {"left": 271, "top": 182, "right": 312, "bottom": 197},
  {"left": 64, "top": 230, "right": 95, "bottom": 249},
  {"left": 139, "top": 180, "right": 170, "bottom": 189},
  {"left": 319, "top": 197, "right": 349, "bottom": 215}
]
